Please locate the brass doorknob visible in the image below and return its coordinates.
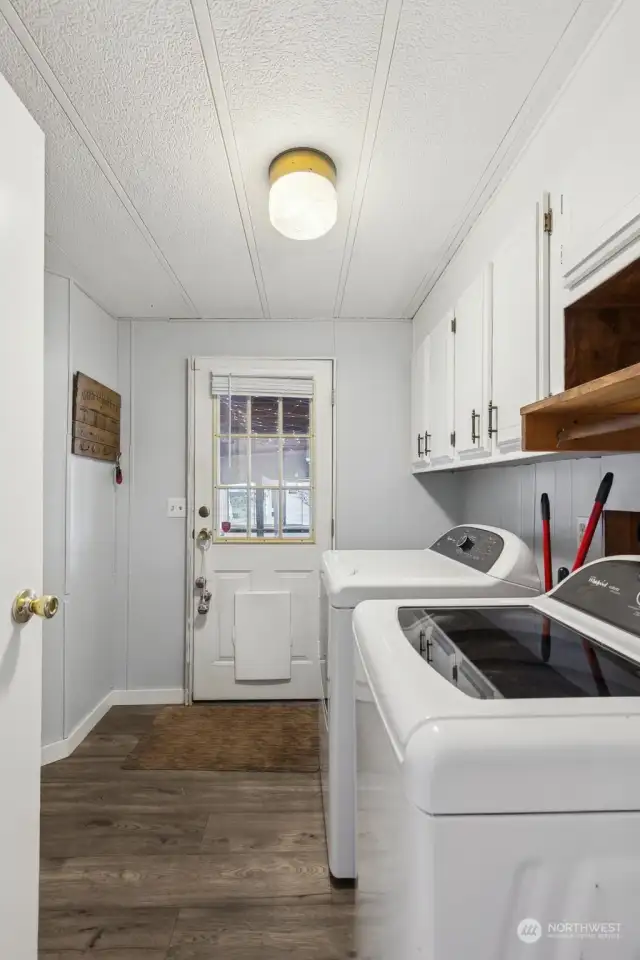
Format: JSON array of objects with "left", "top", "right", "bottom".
[{"left": 12, "top": 590, "right": 59, "bottom": 624}]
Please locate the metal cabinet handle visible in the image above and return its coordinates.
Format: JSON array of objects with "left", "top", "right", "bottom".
[
  {"left": 487, "top": 402, "right": 498, "bottom": 438},
  {"left": 471, "top": 409, "right": 480, "bottom": 444},
  {"left": 424, "top": 431, "right": 431, "bottom": 456},
  {"left": 417, "top": 433, "right": 423, "bottom": 458}
]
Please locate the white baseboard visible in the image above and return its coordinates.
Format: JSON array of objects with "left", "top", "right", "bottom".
[
  {"left": 112, "top": 688, "right": 185, "bottom": 706},
  {"left": 41, "top": 687, "right": 185, "bottom": 765},
  {"left": 41, "top": 689, "right": 114, "bottom": 766}
]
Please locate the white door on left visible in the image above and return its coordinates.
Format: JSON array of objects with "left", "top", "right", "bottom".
[{"left": 0, "top": 74, "right": 46, "bottom": 957}]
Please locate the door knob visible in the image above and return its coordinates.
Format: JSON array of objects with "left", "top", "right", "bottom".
[{"left": 12, "top": 590, "right": 60, "bottom": 624}]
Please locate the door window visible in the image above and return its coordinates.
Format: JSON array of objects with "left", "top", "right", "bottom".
[{"left": 214, "top": 392, "right": 314, "bottom": 542}]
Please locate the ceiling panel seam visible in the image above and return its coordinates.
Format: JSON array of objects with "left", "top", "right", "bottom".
[
  {"left": 332, "top": 0, "right": 404, "bottom": 319},
  {"left": 190, "top": 0, "right": 270, "bottom": 319},
  {"left": 0, "top": 0, "right": 199, "bottom": 319},
  {"left": 402, "top": 0, "right": 602, "bottom": 319}
]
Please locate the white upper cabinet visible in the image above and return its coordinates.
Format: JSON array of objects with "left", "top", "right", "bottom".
[
  {"left": 411, "top": 335, "right": 430, "bottom": 465},
  {"left": 410, "top": 198, "right": 549, "bottom": 473},
  {"left": 453, "top": 265, "right": 493, "bottom": 459},
  {"left": 427, "top": 312, "right": 455, "bottom": 465},
  {"left": 561, "top": 8, "right": 640, "bottom": 300},
  {"left": 491, "top": 199, "right": 549, "bottom": 452}
]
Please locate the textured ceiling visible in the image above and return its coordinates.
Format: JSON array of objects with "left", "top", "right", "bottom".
[{"left": 0, "top": 0, "right": 618, "bottom": 319}]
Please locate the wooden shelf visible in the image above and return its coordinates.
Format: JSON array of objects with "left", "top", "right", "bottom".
[{"left": 521, "top": 362, "right": 640, "bottom": 452}]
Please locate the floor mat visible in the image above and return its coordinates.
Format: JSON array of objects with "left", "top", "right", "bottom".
[{"left": 123, "top": 703, "right": 320, "bottom": 773}]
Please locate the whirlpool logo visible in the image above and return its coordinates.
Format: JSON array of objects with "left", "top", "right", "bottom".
[
  {"left": 588, "top": 576, "right": 609, "bottom": 588},
  {"left": 517, "top": 919, "right": 542, "bottom": 944}
]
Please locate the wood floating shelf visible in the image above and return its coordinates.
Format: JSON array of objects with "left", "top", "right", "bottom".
[{"left": 521, "top": 362, "right": 640, "bottom": 452}]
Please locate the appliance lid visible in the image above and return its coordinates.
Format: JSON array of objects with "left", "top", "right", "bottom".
[
  {"left": 322, "top": 524, "right": 540, "bottom": 607},
  {"left": 401, "top": 606, "right": 640, "bottom": 700}
]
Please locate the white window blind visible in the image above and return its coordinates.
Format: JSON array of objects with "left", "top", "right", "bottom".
[{"left": 211, "top": 375, "right": 314, "bottom": 398}]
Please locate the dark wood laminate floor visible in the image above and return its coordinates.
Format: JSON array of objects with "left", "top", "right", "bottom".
[{"left": 40, "top": 706, "right": 354, "bottom": 959}]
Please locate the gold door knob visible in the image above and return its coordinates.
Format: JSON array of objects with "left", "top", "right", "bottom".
[{"left": 12, "top": 590, "right": 60, "bottom": 624}]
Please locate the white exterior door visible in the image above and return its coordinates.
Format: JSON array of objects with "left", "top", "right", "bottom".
[
  {"left": 453, "top": 265, "right": 493, "bottom": 459},
  {"left": 0, "top": 76, "right": 45, "bottom": 958},
  {"left": 190, "top": 358, "right": 334, "bottom": 700}
]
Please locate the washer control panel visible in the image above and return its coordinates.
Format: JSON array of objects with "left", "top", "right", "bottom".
[
  {"left": 429, "top": 526, "right": 505, "bottom": 573},
  {"left": 555, "top": 558, "right": 640, "bottom": 636}
]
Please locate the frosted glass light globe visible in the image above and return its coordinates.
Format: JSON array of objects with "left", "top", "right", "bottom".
[{"left": 269, "top": 170, "right": 337, "bottom": 240}]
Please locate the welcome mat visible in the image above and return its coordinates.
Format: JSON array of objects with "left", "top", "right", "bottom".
[{"left": 124, "top": 703, "right": 320, "bottom": 773}]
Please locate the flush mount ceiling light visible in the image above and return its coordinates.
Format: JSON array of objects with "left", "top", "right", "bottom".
[{"left": 269, "top": 148, "right": 337, "bottom": 241}]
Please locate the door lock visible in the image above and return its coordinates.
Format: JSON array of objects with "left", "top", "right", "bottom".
[
  {"left": 196, "top": 528, "right": 213, "bottom": 547},
  {"left": 198, "top": 505, "right": 210, "bottom": 518},
  {"left": 195, "top": 576, "right": 211, "bottom": 615}
]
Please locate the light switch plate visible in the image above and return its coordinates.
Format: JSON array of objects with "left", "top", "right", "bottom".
[{"left": 167, "top": 497, "right": 186, "bottom": 518}]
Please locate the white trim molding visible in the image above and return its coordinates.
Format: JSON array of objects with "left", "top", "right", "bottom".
[
  {"left": 112, "top": 688, "right": 185, "bottom": 706},
  {"left": 41, "top": 688, "right": 185, "bottom": 765}
]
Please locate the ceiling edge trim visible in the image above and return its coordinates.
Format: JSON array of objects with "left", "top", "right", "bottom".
[
  {"left": 115, "top": 315, "right": 412, "bottom": 323},
  {"left": 332, "top": 0, "right": 405, "bottom": 319},
  {"left": 190, "top": 0, "right": 271, "bottom": 319},
  {"left": 0, "top": 0, "right": 199, "bottom": 319},
  {"left": 403, "top": 0, "right": 625, "bottom": 319}
]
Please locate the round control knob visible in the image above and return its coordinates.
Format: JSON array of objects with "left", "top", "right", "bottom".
[{"left": 456, "top": 534, "right": 474, "bottom": 552}]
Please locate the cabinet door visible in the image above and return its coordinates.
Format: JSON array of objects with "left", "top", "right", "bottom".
[
  {"left": 453, "top": 265, "right": 492, "bottom": 459},
  {"left": 427, "top": 313, "right": 455, "bottom": 465},
  {"left": 411, "top": 336, "right": 430, "bottom": 465},
  {"left": 492, "top": 202, "right": 548, "bottom": 451}
]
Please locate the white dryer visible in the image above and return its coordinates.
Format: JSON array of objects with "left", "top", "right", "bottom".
[
  {"left": 319, "top": 524, "right": 540, "bottom": 880},
  {"left": 354, "top": 556, "right": 640, "bottom": 960}
]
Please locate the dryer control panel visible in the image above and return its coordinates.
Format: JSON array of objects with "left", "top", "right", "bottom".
[{"left": 429, "top": 526, "right": 505, "bottom": 574}]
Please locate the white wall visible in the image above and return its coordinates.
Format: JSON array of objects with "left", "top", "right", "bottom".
[
  {"left": 413, "top": 0, "right": 640, "bottom": 577},
  {"left": 42, "top": 275, "right": 119, "bottom": 746},
  {"left": 460, "top": 455, "right": 640, "bottom": 582},
  {"left": 118, "top": 319, "right": 459, "bottom": 692}
]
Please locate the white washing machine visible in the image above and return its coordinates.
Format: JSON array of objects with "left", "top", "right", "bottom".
[
  {"left": 319, "top": 524, "right": 540, "bottom": 880},
  {"left": 354, "top": 556, "right": 640, "bottom": 960}
]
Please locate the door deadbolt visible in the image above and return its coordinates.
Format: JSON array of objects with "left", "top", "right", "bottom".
[{"left": 198, "top": 505, "right": 210, "bottom": 518}]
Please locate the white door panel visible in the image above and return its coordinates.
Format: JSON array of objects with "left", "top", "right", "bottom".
[
  {"left": 191, "top": 358, "right": 334, "bottom": 700},
  {"left": 411, "top": 336, "right": 430, "bottom": 465},
  {"left": 427, "top": 314, "right": 455, "bottom": 465},
  {"left": 454, "top": 265, "right": 493, "bottom": 459},
  {"left": 0, "top": 76, "right": 45, "bottom": 958},
  {"left": 492, "top": 201, "right": 548, "bottom": 451}
]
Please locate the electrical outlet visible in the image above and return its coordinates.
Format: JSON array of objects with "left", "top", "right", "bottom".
[
  {"left": 576, "top": 515, "right": 603, "bottom": 555},
  {"left": 167, "top": 497, "right": 186, "bottom": 518},
  {"left": 576, "top": 517, "right": 589, "bottom": 548}
]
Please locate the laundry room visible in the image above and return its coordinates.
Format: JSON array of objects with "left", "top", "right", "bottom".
[{"left": 3, "top": 1, "right": 640, "bottom": 959}]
